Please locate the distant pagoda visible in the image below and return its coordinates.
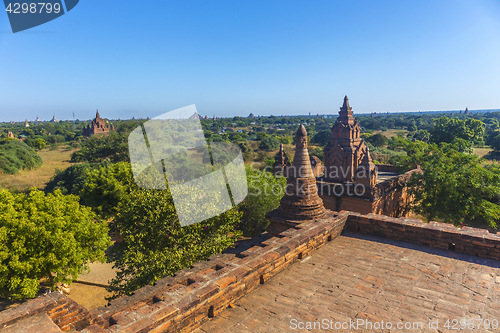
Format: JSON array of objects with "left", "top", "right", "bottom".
[
  {"left": 273, "top": 143, "right": 291, "bottom": 177},
  {"left": 83, "top": 110, "right": 114, "bottom": 137}
]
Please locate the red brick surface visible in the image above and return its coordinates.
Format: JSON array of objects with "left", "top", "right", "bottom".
[{"left": 194, "top": 232, "right": 500, "bottom": 333}]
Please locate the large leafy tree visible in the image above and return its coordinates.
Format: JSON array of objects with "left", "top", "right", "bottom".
[
  {"left": 259, "top": 136, "right": 280, "bottom": 151},
  {"left": 79, "top": 162, "right": 136, "bottom": 218},
  {"left": 71, "top": 132, "right": 130, "bottom": 163},
  {"left": 393, "top": 139, "right": 500, "bottom": 228},
  {"left": 429, "top": 117, "right": 485, "bottom": 146},
  {"left": 108, "top": 187, "right": 242, "bottom": 298},
  {"left": 364, "top": 133, "right": 389, "bottom": 147},
  {"left": 0, "top": 189, "right": 111, "bottom": 300},
  {"left": 489, "top": 130, "right": 500, "bottom": 151},
  {"left": 239, "top": 166, "right": 286, "bottom": 236}
]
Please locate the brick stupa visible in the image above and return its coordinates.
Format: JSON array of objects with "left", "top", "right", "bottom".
[
  {"left": 272, "top": 143, "right": 291, "bottom": 177},
  {"left": 267, "top": 125, "right": 329, "bottom": 235}
]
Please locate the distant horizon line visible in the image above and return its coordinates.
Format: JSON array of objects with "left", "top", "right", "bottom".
[{"left": 3, "top": 108, "right": 500, "bottom": 123}]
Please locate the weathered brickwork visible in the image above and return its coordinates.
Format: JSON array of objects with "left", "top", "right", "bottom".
[
  {"left": 0, "top": 291, "right": 91, "bottom": 332},
  {"left": 3, "top": 211, "right": 500, "bottom": 332},
  {"left": 74, "top": 213, "right": 346, "bottom": 333},
  {"left": 345, "top": 212, "right": 500, "bottom": 260}
]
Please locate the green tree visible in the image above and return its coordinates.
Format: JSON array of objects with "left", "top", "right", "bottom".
[
  {"left": 45, "top": 161, "right": 107, "bottom": 196},
  {"left": 71, "top": 132, "right": 129, "bottom": 163},
  {"left": 239, "top": 166, "right": 286, "bottom": 236},
  {"left": 364, "top": 133, "right": 388, "bottom": 147},
  {"left": 80, "top": 162, "right": 136, "bottom": 218},
  {"left": 490, "top": 131, "right": 500, "bottom": 151},
  {"left": 430, "top": 117, "right": 485, "bottom": 145},
  {"left": 408, "top": 129, "right": 430, "bottom": 143},
  {"left": 108, "top": 187, "right": 242, "bottom": 298},
  {"left": 0, "top": 140, "right": 42, "bottom": 175},
  {"left": 259, "top": 136, "right": 280, "bottom": 151},
  {"left": 393, "top": 139, "right": 500, "bottom": 228},
  {"left": 0, "top": 189, "right": 111, "bottom": 300},
  {"left": 312, "top": 130, "right": 331, "bottom": 146}
]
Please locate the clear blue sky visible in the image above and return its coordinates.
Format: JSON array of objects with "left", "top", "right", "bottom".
[{"left": 1, "top": 0, "right": 500, "bottom": 121}]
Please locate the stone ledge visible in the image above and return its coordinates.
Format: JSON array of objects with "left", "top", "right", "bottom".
[{"left": 343, "top": 211, "right": 500, "bottom": 260}]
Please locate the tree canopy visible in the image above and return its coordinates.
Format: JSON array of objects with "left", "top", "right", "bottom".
[
  {"left": 238, "top": 166, "right": 286, "bottom": 236},
  {"left": 0, "top": 140, "right": 42, "bottom": 175},
  {"left": 108, "top": 186, "right": 242, "bottom": 298},
  {"left": 392, "top": 139, "right": 500, "bottom": 229},
  {"left": 0, "top": 189, "right": 111, "bottom": 300},
  {"left": 429, "top": 117, "right": 485, "bottom": 145},
  {"left": 259, "top": 136, "right": 280, "bottom": 151}
]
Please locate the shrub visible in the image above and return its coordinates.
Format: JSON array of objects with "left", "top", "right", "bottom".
[{"left": 0, "top": 140, "right": 42, "bottom": 175}]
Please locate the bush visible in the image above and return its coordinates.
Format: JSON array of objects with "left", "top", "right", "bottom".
[
  {"left": 0, "top": 189, "right": 111, "bottom": 300},
  {"left": 0, "top": 140, "right": 42, "bottom": 175}
]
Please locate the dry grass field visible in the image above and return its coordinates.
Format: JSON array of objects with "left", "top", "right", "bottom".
[
  {"left": 473, "top": 147, "right": 493, "bottom": 158},
  {"left": 0, "top": 145, "right": 75, "bottom": 192},
  {"left": 373, "top": 129, "right": 408, "bottom": 139}
]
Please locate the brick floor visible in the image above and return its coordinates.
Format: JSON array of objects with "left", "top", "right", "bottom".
[{"left": 194, "top": 231, "right": 500, "bottom": 333}]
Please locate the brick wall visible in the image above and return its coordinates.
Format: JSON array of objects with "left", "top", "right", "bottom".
[
  {"left": 80, "top": 213, "right": 347, "bottom": 333},
  {"left": 0, "top": 291, "right": 91, "bottom": 332},
  {"left": 345, "top": 212, "right": 500, "bottom": 260},
  {"left": 3, "top": 208, "right": 500, "bottom": 332}
]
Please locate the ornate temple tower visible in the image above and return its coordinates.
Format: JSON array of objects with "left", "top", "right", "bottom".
[
  {"left": 277, "top": 125, "right": 327, "bottom": 220},
  {"left": 83, "top": 109, "right": 115, "bottom": 137},
  {"left": 323, "top": 96, "right": 376, "bottom": 184}
]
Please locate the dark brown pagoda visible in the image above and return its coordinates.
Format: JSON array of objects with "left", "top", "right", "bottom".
[
  {"left": 267, "top": 125, "right": 329, "bottom": 235},
  {"left": 83, "top": 110, "right": 114, "bottom": 137},
  {"left": 323, "top": 96, "right": 376, "bottom": 183},
  {"left": 272, "top": 143, "right": 291, "bottom": 177}
]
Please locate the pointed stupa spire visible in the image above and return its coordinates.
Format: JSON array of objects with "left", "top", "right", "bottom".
[
  {"left": 277, "top": 125, "right": 326, "bottom": 220},
  {"left": 96, "top": 109, "right": 101, "bottom": 119},
  {"left": 342, "top": 95, "right": 350, "bottom": 109},
  {"left": 338, "top": 95, "right": 355, "bottom": 125}
]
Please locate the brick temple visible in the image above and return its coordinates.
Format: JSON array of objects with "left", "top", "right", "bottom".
[
  {"left": 317, "top": 96, "right": 416, "bottom": 216},
  {"left": 83, "top": 110, "right": 114, "bottom": 137}
]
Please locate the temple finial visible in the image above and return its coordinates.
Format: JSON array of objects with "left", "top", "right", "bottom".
[{"left": 342, "top": 95, "right": 349, "bottom": 109}]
